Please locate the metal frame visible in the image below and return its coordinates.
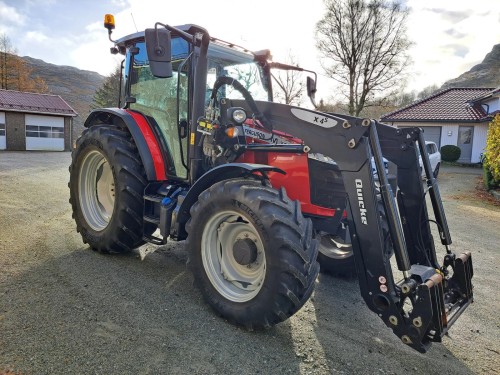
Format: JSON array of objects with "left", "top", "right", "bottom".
[{"left": 220, "top": 99, "right": 473, "bottom": 352}]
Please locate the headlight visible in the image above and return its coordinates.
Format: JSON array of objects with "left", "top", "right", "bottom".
[{"left": 227, "top": 107, "right": 247, "bottom": 124}]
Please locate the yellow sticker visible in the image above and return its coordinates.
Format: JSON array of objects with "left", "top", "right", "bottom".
[{"left": 190, "top": 133, "right": 195, "bottom": 145}]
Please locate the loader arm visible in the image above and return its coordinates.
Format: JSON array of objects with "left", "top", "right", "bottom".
[{"left": 221, "top": 100, "right": 474, "bottom": 352}]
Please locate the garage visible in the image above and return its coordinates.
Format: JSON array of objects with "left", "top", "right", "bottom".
[
  {"left": 0, "top": 112, "right": 5, "bottom": 150},
  {"left": 25, "top": 114, "right": 65, "bottom": 151},
  {"left": 421, "top": 126, "right": 442, "bottom": 148},
  {"left": 0, "top": 89, "right": 76, "bottom": 151}
]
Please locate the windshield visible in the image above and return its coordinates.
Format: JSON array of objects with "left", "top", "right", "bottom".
[{"left": 206, "top": 43, "right": 269, "bottom": 103}]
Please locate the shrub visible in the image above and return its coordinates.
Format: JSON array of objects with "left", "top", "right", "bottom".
[
  {"left": 483, "top": 165, "right": 498, "bottom": 190},
  {"left": 484, "top": 114, "right": 500, "bottom": 188},
  {"left": 440, "top": 145, "right": 461, "bottom": 162}
]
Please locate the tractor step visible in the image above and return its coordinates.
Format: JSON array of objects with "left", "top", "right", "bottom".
[
  {"left": 142, "top": 183, "right": 186, "bottom": 246},
  {"left": 143, "top": 214, "right": 160, "bottom": 225},
  {"left": 144, "top": 194, "right": 164, "bottom": 203}
]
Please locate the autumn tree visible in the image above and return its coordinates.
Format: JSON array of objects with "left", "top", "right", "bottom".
[
  {"left": 272, "top": 52, "right": 304, "bottom": 106},
  {"left": 0, "top": 33, "right": 48, "bottom": 93},
  {"left": 92, "top": 65, "right": 123, "bottom": 108},
  {"left": 315, "top": 0, "right": 412, "bottom": 116}
]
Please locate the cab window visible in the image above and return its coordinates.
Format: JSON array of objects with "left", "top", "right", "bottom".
[{"left": 127, "top": 38, "right": 190, "bottom": 179}]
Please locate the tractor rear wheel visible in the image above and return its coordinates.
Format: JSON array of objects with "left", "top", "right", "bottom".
[
  {"left": 317, "top": 199, "right": 393, "bottom": 277},
  {"left": 69, "top": 125, "right": 150, "bottom": 253},
  {"left": 186, "top": 178, "right": 319, "bottom": 329},
  {"left": 317, "top": 228, "right": 355, "bottom": 277}
]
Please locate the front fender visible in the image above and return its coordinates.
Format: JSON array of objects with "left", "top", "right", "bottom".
[{"left": 175, "top": 163, "right": 285, "bottom": 239}]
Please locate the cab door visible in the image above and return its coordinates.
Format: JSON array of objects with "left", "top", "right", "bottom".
[{"left": 126, "top": 37, "right": 191, "bottom": 179}]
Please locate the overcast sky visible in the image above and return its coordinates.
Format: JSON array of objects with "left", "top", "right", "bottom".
[{"left": 1, "top": 0, "right": 499, "bottom": 101}]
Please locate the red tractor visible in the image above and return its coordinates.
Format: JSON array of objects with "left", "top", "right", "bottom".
[{"left": 69, "top": 15, "right": 473, "bottom": 352}]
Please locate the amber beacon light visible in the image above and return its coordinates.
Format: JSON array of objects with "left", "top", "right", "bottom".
[{"left": 104, "top": 14, "right": 115, "bottom": 31}]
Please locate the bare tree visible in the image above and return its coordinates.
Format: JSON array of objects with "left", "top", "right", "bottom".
[
  {"left": 272, "top": 52, "right": 304, "bottom": 106},
  {"left": 417, "top": 84, "right": 440, "bottom": 100},
  {"left": 316, "top": 0, "right": 412, "bottom": 116},
  {"left": 0, "top": 33, "right": 15, "bottom": 89},
  {"left": 232, "top": 64, "right": 260, "bottom": 91}
]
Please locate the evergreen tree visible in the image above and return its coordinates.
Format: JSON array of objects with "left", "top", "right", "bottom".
[{"left": 92, "top": 65, "right": 122, "bottom": 108}]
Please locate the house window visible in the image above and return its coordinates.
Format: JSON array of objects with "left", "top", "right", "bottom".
[
  {"left": 26, "top": 125, "right": 64, "bottom": 138},
  {"left": 0, "top": 123, "right": 5, "bottom": 136},
  {"left": 459, "top": 128, "right": 472, "bottom": 144}
]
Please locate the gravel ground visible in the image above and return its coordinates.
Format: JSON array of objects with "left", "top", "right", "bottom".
[{"left": 0, "top": 152, "right": 499, "bottom": 375}]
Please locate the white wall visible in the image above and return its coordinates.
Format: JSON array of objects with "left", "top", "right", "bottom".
[
  {"left": 391, "top": 121, "right": 488, "bottom": 163},
  {"left": 439, "top": 124, "right": 459, "bottom": 147},
  {"left": 483, "top": 97, "right": 500, "bottom": 114},
  {"left": 0, "top": 111, "right": 5, "bottom": 150},
  {"left": 472, "top": 123, "right": 488, "bottom": 163}
]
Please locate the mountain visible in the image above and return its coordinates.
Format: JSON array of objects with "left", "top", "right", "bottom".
[
  {"left": 441, "top": 44, "right": 500, "bottom": 89},
  {"left": 22, "top": 56, "right": 105, "bottom": 143}
]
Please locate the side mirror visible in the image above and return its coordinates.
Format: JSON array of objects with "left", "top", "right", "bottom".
[
  {"left": 306, "top": 76, "right": 317, "bottom": 108},
  {"left": 145, "top": 28, "right": 173, "bottom": 78}
]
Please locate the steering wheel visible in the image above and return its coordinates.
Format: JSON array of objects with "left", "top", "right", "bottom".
[{"left": 210, "top": 76, "right": 272, "bottom": 131}]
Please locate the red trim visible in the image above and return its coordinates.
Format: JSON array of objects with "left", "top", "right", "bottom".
[
  {"left": 237, "top": 151, "right": 335, "bottom": 218},
  {"left": 126, "top": 110, "right": 167, "bottom": 180}
]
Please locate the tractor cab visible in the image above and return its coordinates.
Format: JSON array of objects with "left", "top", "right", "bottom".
[{"left": 110, "top": 26, "right": 290, "bottom": 182}]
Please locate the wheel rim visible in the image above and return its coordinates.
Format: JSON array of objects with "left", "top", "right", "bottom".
[
  {"left": 201, "top": 210, "right": 266, "bottom": 303},
  {"left": 78, "top": 150, "right": 115, "bottom": 231},
  {"left": 318, "top": 232, "right": 353, "bottom": 260}
]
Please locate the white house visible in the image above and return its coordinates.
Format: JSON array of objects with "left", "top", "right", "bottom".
[{"left": 381, "top": 87, "right": 500, "bottom": 163}]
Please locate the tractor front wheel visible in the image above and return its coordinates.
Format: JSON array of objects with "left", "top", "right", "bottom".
[{"left": 186, "top": 178, "right": 319, "bottom": 329}]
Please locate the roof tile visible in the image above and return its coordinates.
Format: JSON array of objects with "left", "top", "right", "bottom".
[
  {"left": 382, "top": 87, "right": 494, "bottom": 122},
  {"left": 0, "top": 89, "right": 77, "bottom": 116}
]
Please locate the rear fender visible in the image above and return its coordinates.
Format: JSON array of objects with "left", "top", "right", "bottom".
[
  {"left": 84, "top": 108, "right": 167, "bottom": 181},
  {"left": 174, "top": 163, "right": 284, "bottom": 239}
]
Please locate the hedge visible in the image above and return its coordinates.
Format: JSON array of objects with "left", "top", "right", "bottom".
[
  {"left": 440, "top": 145, "right": 461, "bottom": 162},
  {"left": 484, "top": 114, "right": 500, "bottom": 189}
]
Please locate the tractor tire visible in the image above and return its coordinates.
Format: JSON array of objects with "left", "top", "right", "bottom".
[
  {"left": 69, "top": 125, "right": 150, "bottom": 253},
  {"left": 186, "top": 178, "right": 319, "bottom": 329},
  {"left": 317, "top": 228, "right": 355, "bottom": 278},
  {"left": 317, "top": 199, "right": 393, "bottom": 278}
]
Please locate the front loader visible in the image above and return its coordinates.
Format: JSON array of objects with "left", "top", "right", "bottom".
[{"left": 69, "top": 15, "right": 473, "bottom": 352}]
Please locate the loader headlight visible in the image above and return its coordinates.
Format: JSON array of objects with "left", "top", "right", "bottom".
[{"left": 227, "top": 107, "right": 247, "bottom": 124}]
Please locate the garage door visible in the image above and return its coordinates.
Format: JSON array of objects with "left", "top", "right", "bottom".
[
  {"left": 421, "top": 126, "right": 441, "bottom": 148},
  {"left": 0, "top": 112, "right": 5, "bottom": 150},
  {"left": 25, "top": 114, "right": 64, "bottom": 151}
]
